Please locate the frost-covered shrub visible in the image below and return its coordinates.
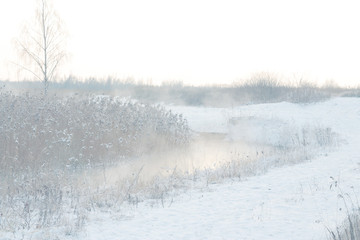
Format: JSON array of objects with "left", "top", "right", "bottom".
[
  {"left": 0, "top": 91, "right": 190, "bottom": 232},
  {"left": 0, "top": 92, "right": 189, "bottom": 172}
]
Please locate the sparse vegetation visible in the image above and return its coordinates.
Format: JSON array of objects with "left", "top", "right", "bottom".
[
  {"left": 1, "top": 73, "right": 356, "bottom": 107},
  {"left": 326, "top": 179, "right": 360, "bottom": 240},
  {"left": 328, "top": 213, "right": 360, "bottom": 240}
]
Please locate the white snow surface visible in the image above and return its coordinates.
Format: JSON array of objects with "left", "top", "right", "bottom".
[
  {"left": 82, "top": 98, "right": 360, "bottom": 240},
  {"left": 3, "top": 98, "right": 360, "bottom": 240}
]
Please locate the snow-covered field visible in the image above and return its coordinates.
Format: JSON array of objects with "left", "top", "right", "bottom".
[{"left": 2, "top": 98, "right": 360, "bottom": 240}]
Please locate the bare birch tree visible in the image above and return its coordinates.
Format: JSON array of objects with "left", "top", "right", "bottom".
[{"left": 15, "top": 0, "right": 66, "bottom": 95}]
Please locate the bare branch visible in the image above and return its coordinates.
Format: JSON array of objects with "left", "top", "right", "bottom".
[
  {"left": 17, "top": 41, "right": 45, "bottom": 74},
  {"left": 10, "top": 61, "right": 42, "bottom": 81}
]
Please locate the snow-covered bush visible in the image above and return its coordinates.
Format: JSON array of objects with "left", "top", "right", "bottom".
[
  {"left": 0, "top": 91, "right": 190, "bottom": 232},
  {"left": 0, "top": 92, "right": 189, "bottom": 171}
]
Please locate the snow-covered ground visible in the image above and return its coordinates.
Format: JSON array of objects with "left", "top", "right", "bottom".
[
  {"left": 3, "top": 98, "right": 360, "bottom": 240},
  {"left": 80, "top": 98, "right": 360, "bottom": 240}
]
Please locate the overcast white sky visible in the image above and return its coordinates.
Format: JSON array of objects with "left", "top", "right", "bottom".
[{"left": 1, "top": 0, "right": 360, "bottom": 86}]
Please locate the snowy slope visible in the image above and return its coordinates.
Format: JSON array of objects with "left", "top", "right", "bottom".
[
  {"left": 78, "top": 98, "right": 360, "bottom": 240},
  {"left": 4, "top": 98, "right": 359, "bottom": 240}
]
